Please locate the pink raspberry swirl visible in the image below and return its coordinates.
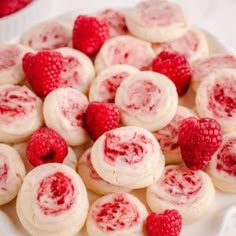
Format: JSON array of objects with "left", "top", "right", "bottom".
[
  {"left": 92, "top": 193, "right": 139, "bottom": 232},
  {"left": 155, "top": 166, "right": 203, "bottom": 205},
  {"left": 36, "top": 172, "right": 76, "bottom": 216}
]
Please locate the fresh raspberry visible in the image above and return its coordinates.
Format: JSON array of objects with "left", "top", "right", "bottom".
[
  {"left": 26, "top": 127, "right": 68, "bottom": 167},
  {"left": 146, "top": 210, "right": 182, "bottom": 236},
  {"left": 0, "top": 0, "right": 32, "bottom": 17},
  {"left": 85, "top": 102, "right": 120, "bottom": 141},
  {"left": 152, "top": 51, "right": 192, "bottom": 96},
  {"left": 178, "top": 117, "right": 222, "bottom": 170},
  {"left": 72, "top": 15, "right": 109, "bottom": 56},
  {"left": 22, "top": 51, "right": 63, "bottom": 97}
]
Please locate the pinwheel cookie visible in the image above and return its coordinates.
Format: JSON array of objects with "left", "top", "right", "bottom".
[
  {"left": 43, "top": 87, "right": 89, "bottom": 146},
  {"left": 78, "top": 148, "right": 131, "bottom": 195},
  {"left": 0, "top": 84, "right": 43, "bottom": 143},
  {"left": 207, "top": 132, "right": 236, "bottom": 193},
  {"left": 89, "top": 65, "right": 139, "bottom": 102},
  {"left": 0, "top": 144, "right": 25, "bottom": 205},
  {"left": 86, "top": 192, "right": 148, "bottom": 236},
  {"left": 17, "top": 163, "right": 89, "bottom": 236},
  {"left": 95, "top": 35, "right": 155, "bottom": 73},
  {"left": 125, "top": 0, "right": 189, "bottom": 42},
  {"left": 21, "top": 20, "right": 71, "bottom": 51},
  {"left": 91, "top": 126, "right": 165, "bottom": 189},
  {"left": 55, "top": 47, "right": 95, "bottom": 94},
  {"left": 196, "top": 69, "right": 236, "bottom": 132},
  {"left": 0, "top": 44, "right": 32, "bottom": 85},
  {"left": 146, "top": 165, "right": 215, "bottom": 224},
  {"left": 115, "top": 71, "right": 178, "bottom": 131}
]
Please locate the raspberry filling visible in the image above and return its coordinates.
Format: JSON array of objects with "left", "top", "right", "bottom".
[
  {"left": 0, "top": 45, "right": 20, "bottom": 70},
  {"left": 37, "top": 172, "right": 75, "bottom": 216},
  {"left": 216, "top": 138, "right": 236, "bottom": 176},
  {"left": 104, "top": 132, "right": 153, "bottom": 166},
  {"left": 124, "top": 80, "right": 160, "bottom": 113},
  {"left": 153, "top": 114, "right": 183, "bottom": 152},
  {"left": 0, "top": 87, "right": 37, "bottom": 123},
  {"left": 0, "top": 162, "right": 8, "bottom": 191},
  {"left": 107, "top": 40, "right": 153, "bottom": 70},
  {"left": 27, "top": 22, "right": 70, "bottom": 50},
  {"left": 98, "top": 9, "right": 128, "bottom": 37},
  {"left": 137, "top": 1, "right": 186, "bottom": 27},
  {"left": 99, "top": 72, "right": 128, "bottom": 102},
  {"left": 59, "top": 56, "right": 82, "bottom": 88},
  {"left": 157, "top": 167, "right": 202, "bottom": 205},
  {"left": 208, "top": 77, "right": 236, "bottom": 118},
  {"left": 92, "top": 194, "right": 139, "bottom": 232},
  {"left": 60, "top": 92, "right": 87, "bottom": 127}
]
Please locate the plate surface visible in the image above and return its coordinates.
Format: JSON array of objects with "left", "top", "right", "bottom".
[{"left": 1, "top": 8, "right": 236, "bottom": 236}]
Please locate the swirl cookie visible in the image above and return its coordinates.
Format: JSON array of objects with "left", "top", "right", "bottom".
[
  {"left": 153, "top": 28, "right": 208, "bottom": 62},
  {"left": 146, "top": 165, "right": 215, "bottom": 224},
  {"left": 0, "top": 85, "right": 43, "bottom": 143},
  {"left": 125, "top": 0, "right": 189, "bottom": 42},
  {"left": 86, "top": 192, "right": 148, "bottom": 236},
  {"left": 21, "top": 20, "right": 71, "bottom": 51},
  {"left": 153, "top": 105, "right": 197, "bottom": 164},
  {"left": 89, "top": 65, "right": 139, "bottom": 102},
  {"left": 91, "top": 126, "right": 165, "bottom": 189},
  {"left": 55, "top": 47, "right": 95, "bottom": 94},
  {"left": 16, "top": 163, "right": 89, "bottom": 236},
  {"left": 192, "top": 54, "right": 236, "bottom": 91},
  {"left": 95, "top": 35, "right": 155, "bottom": 73},
  {"left": 78, "top": 148, "right": 131, "bottom": 195},
  {"left": 196, "top": 69, "right": 236, "bottom": 132},
  {"left": 0, "top": 144, "right": 25, "bottom": 205},
  {"left": 207, "top": 132, "right": 236, "bottom": 193},
  {"left": 43, "top": 87, "right": 89, "bottom": 146},
  {"left": 0, "top": 44, "right": 32, "bottom": 85},
  {"left": 115, "top": 71, "right": 178, "bottom": 131}
]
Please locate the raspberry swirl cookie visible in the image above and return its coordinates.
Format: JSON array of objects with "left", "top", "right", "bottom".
[
  {"left": 95, "top": 35, "right": 155, "bottom": 73},
  {"left": 153, "top": 105, "right": 197, "bottom": 164},
  {"left": 86, "top": 192, "right": 148, "bottom": 236},
  {"left": 0, "top": 144, "right": 25, "bottom": 205},
  {"left": 55, "top": 47, "right": 95, "bottom": 94},
  {"left": 89, "top": 65, "right": 139, "bottom": 102},
  {"left": 153, "top": 28, "right": 209, "bottom": 62},
  {"left": 43, "top": 87, "right": 89, "bottom": 146},
  {"left": 91, "top": 126, "right": 165, "bottom": 189},
  {"left": 21, "top": 20, "right": 71, "bottom": 51},
  {"left": 0, "top": 44, "right": 32, "bottom": 85},
  {"left": 196, "top": 69, "right": 236, "bottom": 132},
  {"left": 125, "top": 0, "right": 189, "bottom": 43},
  {"left": 115, "top": 71, "right": 178, "bottom": 131},
  {"left": 16, "top": 163, "right": 89, "bottom": 236},
  {"left": 0, "top": 85, "right": 43, "bottom": 143},
  {"left": 146, "top": 165, "right": 215, "bottom": 224},
  {"left": 96, "top": 9, "right": 128, "bottom": 37},
  {"left": 207, "top": 132, "right": 236, "bottom": 193},
  {"left": 192, "top": 54, "right": 236, "bottom": 91},
  {"left": 78, "top": 148, "right": 131, "bottom": 195}
]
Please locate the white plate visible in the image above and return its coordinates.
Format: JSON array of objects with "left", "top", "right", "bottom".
[{"left": 1, "top": 8, "right": 236, "bottom": 236}]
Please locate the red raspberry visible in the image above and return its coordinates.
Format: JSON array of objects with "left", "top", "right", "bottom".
[
  {"left": 85, "top": 102, "right": 120, "bottom": 141},
  {"left": 22, "top": 51, "right": 63, "bottom": 97},
  {"left": 0, "top": 0, "right": 32, "bottom": 17},
  {"left": 26, "top": 127, "right": 68, "bottom": 167},
  {"left": 72, "top": 15, "right": 109, "bottom": 56},
  {"left": 178, "top": 117, "right": 222, "bottom": 170},
  {"left": 146, "top": 210, "right": 182, "bottom": 236},
  {"left": 152, "top": 51, "right": 191, "bottom": 96}
]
